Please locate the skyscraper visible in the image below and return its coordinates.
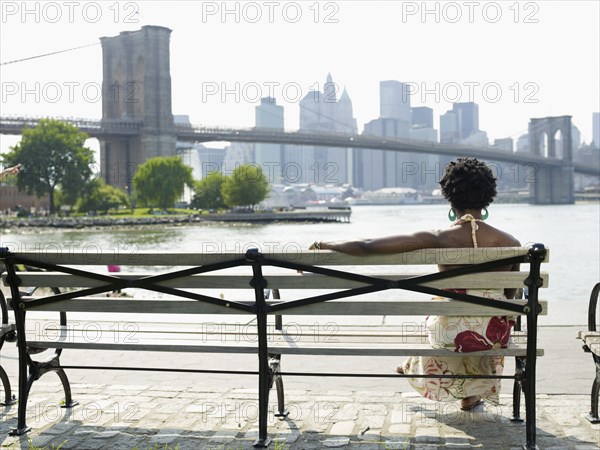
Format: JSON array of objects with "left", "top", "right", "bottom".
[
  {"left": 411, "top": 106, "right": 434, "bottom": 128},
  {"left": 439, "top": 110, "right": 461, "bottom": 144},
  {"left": 357, "top": 81, "right": 425, "bottom": 191},
  {"left": 452, "top": 102, "right": 479, "bottom": 139},
  {"left": 295, "top": 74, "right": 358, "bottom": 184},
  {"left": 380, "top": 80, "right": 411, "bottom": 122},
  {"left": 254, "top": 97, "right": 285, "bottom": 183}
]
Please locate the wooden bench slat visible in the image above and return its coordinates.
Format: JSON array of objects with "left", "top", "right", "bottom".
[
  {"left": 7, "top": 247, "right": 549, "bottom": 267},
  {"left": 25, "top": 319, "right": 531, "bottom": 340},
  {"left": 25, "top": 330, "right": 541, "bottom": 357},
  {"left": 7, "top": 271, "right": 550, "bottom": 290},
  {"left": 17, "top": 298, "right": 547, "bottom": 316}
]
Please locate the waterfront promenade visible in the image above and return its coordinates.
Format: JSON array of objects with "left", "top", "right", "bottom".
[{"left": 0, "top": 325, "right": 598, "bottom": 449}]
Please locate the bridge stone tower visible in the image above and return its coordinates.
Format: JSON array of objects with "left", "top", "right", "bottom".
[
  {"left": 528, "top": 116, "right": 574, "bottom": 204},
  {"left": 100, "top": 25, "right": 176, "bottom": 191}
]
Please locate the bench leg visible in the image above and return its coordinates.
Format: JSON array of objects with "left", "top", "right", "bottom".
[
  {"left": 511, "top": 356, "right": 525, "bottom": 422},
  {"left": 9, "top": 308, "right": 32, "bottom": 436},
  {"left": 270, "top": 355, "right": 289, "bottom": 419},
  {"left": 56, "top": 367, "right": 79, "bottom": 409},
  {"left": 254, "top": 305, "right": 271, "bottom": 446},
  {"left": 586, "top": 364, "right": 600, "bottom": 423},
  {"left": 254, "top": 350, "right": 272, "bottom": 447},
  {"left": 521, "top": 366, "right": 539, "bottom": 450},
  {"left": 0, "top": 365, "right": 16, "bottom": 406},
  {"left": 9, "top": 367, "right": 35, "bottom": 436},
  {"left": 9, "top": 327, "right": 77, "bottom": 434}
]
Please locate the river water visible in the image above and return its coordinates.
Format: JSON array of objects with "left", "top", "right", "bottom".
[{"left": 1, "top": 203, "right": 598, "bottom": 325}]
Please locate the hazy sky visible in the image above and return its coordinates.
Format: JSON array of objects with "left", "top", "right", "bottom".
[{"left": 1, "top": 0, "right": 599, "bottom": 154}]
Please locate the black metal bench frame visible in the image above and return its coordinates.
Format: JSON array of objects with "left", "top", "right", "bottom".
[
  {"left": 0, "top": 244, "right": 547, "bottom": 450},
  {"left": 0, "top": 287, "right": 17, "bottom": 406},
  {"left": 581, "top": 282, "right": 600, "bottom": 423}
]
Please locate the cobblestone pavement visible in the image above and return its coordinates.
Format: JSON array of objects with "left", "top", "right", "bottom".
[{"left": 0, "top": 382, "right": 598, "bottom": 450}]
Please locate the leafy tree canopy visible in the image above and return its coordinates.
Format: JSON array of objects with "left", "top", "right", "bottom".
[
  {"left": 2, "top": 119, "right": 94, "bottom": 214},
  {"left": 222, "top": 164, "right": 270, "bottom": 208},
  {"left": 191, "top": 171, "right": 226, "bottom": 210},
  {"left": 77, "top": 178, "right": 130, "bottom": 214},
  {"left": 133, "top": 156, "right": 193, "bottom": 210}
]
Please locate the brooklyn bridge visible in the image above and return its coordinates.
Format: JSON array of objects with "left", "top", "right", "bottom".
[{"left": 1, "top": 26, "right": 598, "bottom": 204}]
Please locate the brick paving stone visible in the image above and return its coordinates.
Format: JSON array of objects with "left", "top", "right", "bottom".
[
  {"left": 329, "top": 420, "right": 355, "bottom": 436},
  {"left": 390, "top": 408, "right": 412, "bottom": 424},
  {"left": 388, "top": 423, "right": 412, "bottom": 435},
  {"left": 208, "top": 429, "right": 239, "bottom": 444},
  {"left": 334, "top": 404, "right": 359, "bottom": 421},
  {"left": 1, "top": 382, "right": 599, "bottom": 449},
  {"left": 323, "top": 436, "right": 351, "bottom": 447},
  {"left": 415, "top": 426, "right": 441, "bottom": 443},
  {"left": 362, "top": 415, "right": 386, "bottom": 429}
]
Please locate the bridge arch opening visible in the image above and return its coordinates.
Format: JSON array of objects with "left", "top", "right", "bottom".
[
  {"left": 539, "top": 131, "right": 549, "bottom": 158},
  {"left": 85, "top": 137, "right": 102, "bottom": 180},
  {"left": 553, "top": 129, "right": 564, "bottom": 159}
]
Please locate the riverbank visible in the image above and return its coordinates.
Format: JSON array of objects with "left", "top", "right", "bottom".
[{"left": 0, "top": 208, "right": 352, "bottom": 230}]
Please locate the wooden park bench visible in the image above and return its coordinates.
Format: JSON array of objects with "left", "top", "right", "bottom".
[
  {"left": 578, "top": 282, "right": 600, "bottom": 423},
  {"left": 0, "top": 244, "right": 548, "bottom": 449}
]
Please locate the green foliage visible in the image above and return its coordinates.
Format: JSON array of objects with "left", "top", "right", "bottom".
[
  {"left": 191, "top": 171, "right": 226, "bottom": 210},
  {"left": 2, "top": 119, "right": 95, "bottom": 214},
  {"left": 222, "top": 164, "right": 270, "bottom": 208},
  {"left": 77, "top": 178, "right": 130, "bottom": 214},
  {"left": 133, "top": 156, "right": 193, "bottom": 210}
]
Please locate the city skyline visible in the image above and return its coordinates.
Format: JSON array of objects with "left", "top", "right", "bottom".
[{"left": 1, "top": 0, "right": 599, "bottom": 158}]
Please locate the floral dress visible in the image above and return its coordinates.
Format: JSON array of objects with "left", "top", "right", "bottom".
[
  {"left": 400, "top": 289, "right": 515, "bottom": 404},
  {"left": 400, "top": 214, "right": 516, "bottom": 404}
]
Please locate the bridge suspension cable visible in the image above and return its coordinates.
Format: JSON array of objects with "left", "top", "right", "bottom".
[{"left": 0, "top": 42, "right": 99, "bottom": 66}]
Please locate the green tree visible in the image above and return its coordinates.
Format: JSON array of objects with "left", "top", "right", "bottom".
[
  {"left": 133, "top": 156, "right": 193, "bottom": 210},
  {"left": 2, "top": 119, "right": 95, "bottom": 214},
  {"left": 222, "top": 164, "right": 270, "bottom": 208},
  {"left": 77, "top": 178, "right": 130, "bottom": 214},
  {"left": 191, "top": 171, "right": 226, "bottom": 210}
]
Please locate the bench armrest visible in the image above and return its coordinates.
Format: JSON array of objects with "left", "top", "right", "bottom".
[{"left": 588, "top": 282, "right": 600, "bottom": 332}]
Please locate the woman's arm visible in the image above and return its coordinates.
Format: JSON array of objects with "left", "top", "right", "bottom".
[
  {"left": 0, "top": 165, "right": 21, "bottom": 179},
  {"left": 311, "top": 230, "right": 443, "bottom": 256}
]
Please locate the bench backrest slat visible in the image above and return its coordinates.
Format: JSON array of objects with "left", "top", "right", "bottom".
[
  {"left": 6, "top": 247, "right": 549, "bottom": 267},
  {"left": 7, "top": 271, "right": 549, "bottom": 290}
]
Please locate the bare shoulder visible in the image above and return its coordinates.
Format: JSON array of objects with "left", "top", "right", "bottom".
[{"left": 482, "top": 223, "right": 521, "bottom": 246}]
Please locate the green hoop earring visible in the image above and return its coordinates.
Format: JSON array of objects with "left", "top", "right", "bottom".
[
  {"left": 448, "top": 208, "right": 457, "bottom": 222},
  {"left": 481, "top": 207, "right": 489, "bottom": 220}
]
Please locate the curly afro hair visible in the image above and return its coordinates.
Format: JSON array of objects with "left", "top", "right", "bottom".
[{"left": 439, "top": 157, "right": 497, "bottom": 211}]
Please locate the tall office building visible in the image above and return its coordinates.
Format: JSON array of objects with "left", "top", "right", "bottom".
[
  {"left": 493, "top": 138, "right": 514, "bottom": 152},
  {"left": 360, "top": 118, "right": 410, "bottom": 190},
  {"left": 593, "top": 112, "right": 600, "bottom": 149},
  {"left": 295, "top": 74, "right": 358, "bottom": 184},
  {"left": 356, "top": 82, "right": 440, "bottom": 191},
  {"left": 380, "top": 80, "right": 411, "bottom": 122},
  {"left": 355, "top": 80, "right": 421, "bottom": 191},
  {"left": 409, "top": 106, "right": 439, "bottom": 190},
  {"left": 254, "top": 97, "right": 285, "bottom": 183},
  {"left": 452, "top": 102, "right": 479, "bottom": 139},
  {"left": 439, "top": 110, "right": 461, "bottom": 144},
  {"left": 516, "top": 134, "right": 530, "bottom": 153},
  {"left": 411, "top": 106, "right": 434, "bottom": 128}
]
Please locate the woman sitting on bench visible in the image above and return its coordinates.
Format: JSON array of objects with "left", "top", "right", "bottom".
[{"left": 310, "top": 157, "right": 521, "bottom": 411}]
